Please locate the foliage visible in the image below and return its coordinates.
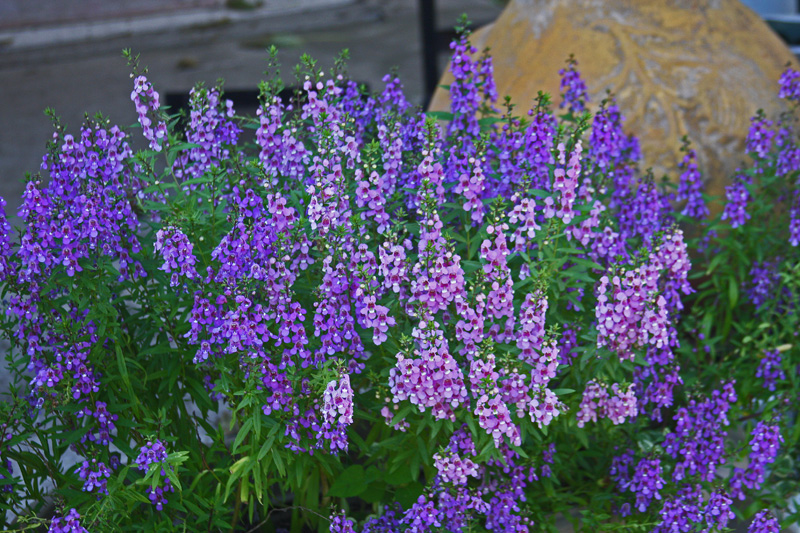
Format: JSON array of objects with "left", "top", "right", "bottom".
[{"left": 0, "top": 29, "right": 797, "bottom": 533}]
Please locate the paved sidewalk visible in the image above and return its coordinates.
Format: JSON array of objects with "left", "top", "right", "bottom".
[
  {"left": 0, "top": 0, "right": 367, "bottom": 55},
  {"left": 0, "top": 0, "right": 221, "bottom": 30}
]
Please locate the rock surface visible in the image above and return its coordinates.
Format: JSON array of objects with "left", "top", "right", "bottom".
[{"left": 430, "top": 0, "right": 800, "bottom": 194}]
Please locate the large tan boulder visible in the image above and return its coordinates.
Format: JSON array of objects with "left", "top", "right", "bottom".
[{"left": 429, "top": 0, "right": 800, "bottom": 195}]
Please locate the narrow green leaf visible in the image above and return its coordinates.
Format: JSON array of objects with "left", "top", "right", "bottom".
[{"left": 232, "top": 418, "right": 253, "bottom": 454}]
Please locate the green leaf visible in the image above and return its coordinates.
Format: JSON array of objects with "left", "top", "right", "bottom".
[
  {"left": 394, "top": 481, "right": 424, "bottom": 510},
  {"left": 326, "top": 465, "right": 366, "bottom": 498},
  {"left": 575, "top": 427, "right": 589, "bottom": 449},
  {"left": 164, "top": 465, "right": 183, "bottom": 492},
  {"left": 230, "top": 456, "right": 252, "bottom": 476},
  {"left": 728, "top": 277, "right": 739, "bottom": 309},
  {"left": 360, "top": 480, "right": 387, "bottom": 504},
  {"left": 114, "top": 344, "right": 139, "bottom": 415},
  {"left": 271, "top": 448, "right": 286, "bottom": 477},
  {"left": 258, "top": 426, "right": 279, "bottom": 461},
  {"left": 425, "top": 110, "right": 454, "bottom": 121},
  {"left": 478, "top": 117, "right": 504, "bottom": 126},
  {"left": 232, "top": 417, "right": 253, "bottom": 454},
  {"left": 390, "top": 403, "right": 414, "bottom": 426},
  {"left": 384, "top": 464, "right": 413, "bottom": 486}
]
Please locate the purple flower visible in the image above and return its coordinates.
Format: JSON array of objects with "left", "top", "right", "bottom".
[
  {"left": 779, "top": 66, "right": 800, "bottom": 101},
  {"left": 552, "top": 141, "right": 582, "bottom": 224},
  {"left": 653, "top": 484, "right": 703, "bottom": 533},
  {"left": 401, "top": 494, "right": 441, "bottom": 533},
  {"left": 721, "top": 175, "right": 751, "bottom": 228},
  {"left": 328, "top": 510, "right": 356, "bottom": 533},
  {"left": 131, "top": 75, "right": 167, "bottom": 151},
  {"left": 705, "top": 491, "right": 735, "bottom": 530},
  {"left": 135, "top": 440, "right": 174, "bottom": 510},
  {"left": 322, "top": 374, "right": 354, "bottom": 427},
  {"left": 76, "top": 401, "right": 118, "bottom": 447},
  {"left": 676, "top": 144, "right": 708, "bottom": 219},
  {"left": 748, "top": 510, "right": 780, "bottom": 533},
  {"left": 516, "top": 290, "right": 548, "bottom": 364},
  {"left": 576, "top": 381, "right": 638, "bottom": 427},
  {"left": 256, "top": 96, "right": 309, "bottom": 184},
  {"left": 173, "top": 85, "right": 241, "bottom": 184},
  {"left": 744, "top": 422, "right": 783, "bottom": 490},
  {"left": 663, "top": 383, "right": 736, "bottom": 483},
  {"left": 48, "top": 508, "right": 89, "bottom": 533},
  {"left": 433, "top": 449, "right": 479, "bottom": 485},
  {"left": 135, "top": 439, "right": 169, "bottom": 472},
  {"left": 0, "top": 453, "right": 13, "bottom": 494},
  {"left": 756, "top": 349, "right": 786, "bottom": 391},
  {"left": 454, "top": 155, "right": 487, "bottom": 225},
  {"left": 0, "top": 197, "right": 15, "bottom": 282},
  {"left": 362, "top": 506, "right": 401, "bottom": 533},
  {"left": 746, "top": 110, "right": 774, "bottom": 159},
  {"left": 628, "top": 457, "right": 665, "bottom": 512},
  {"left": 447, "top": 33, "right": 496, "bottom": 139},
  {"left": 746, "top": 259, "right": 782, "bottom": 311},
  {"left": 75, "top": 459, "right": 111, "bottom": 496},
  {"left": 790, "top": 192, "right": 800, "bottom": 246},
  {"left": 475, "top": 392, "right": 521, "bottom": 447},
  {"left": 559, "top": 55, "right": 589, "bottom": 113},
  {"left": 589, "top": 97, "right": 626, "bottom": 171}
]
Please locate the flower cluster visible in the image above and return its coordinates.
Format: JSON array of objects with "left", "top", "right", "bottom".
[
  {"left": 48, "top": 509, "right": 89, "bottom": 533},
  {"left": 131, "top": 75, "right": 167, "bottom": 151},
  {"left": 756, "top": 349, "right": 785, "bottom": 391},
  {"left": 329, "top": 510, "right": 357, "bottom": 533},
  {"left": 748, "top": 510, "right": 781, "bottom": 533},
  {"left": 589, "top": 97, "right": 625, "bottom": 172},
  {"left": 433, "top": 449, "right": 479, "bottom": 485},
  {"left": 135, "top": 440, "right": 174, "bottom": 510},
  {"left": 779, "top": 66, "right": 800, "bottom": 101},
  {"left": 172, "top": 85, "right": 241, "bottom": 183},
  {"left": 576, "top": 380, "right": 638, "bottom": 427},
  {"left": 627, "top": 457, "right": 665, "bottom": 512},
  {"left": 721, "top": 174, "right": 751, "bottom": 228},
  {"left": 389, "top": 321, "right": 468, "bottom": 422},
  {"left": 75, "top": 458, "right": 111, "bottom": 496},
  {"left": 76, "top": 401, "right": 118, "bottom": 446},
  {"left": 595, "top": 262, "right": 664, "bottom": 361},
  {"left": 746, "top": 110, "right": 774, "bottom": 160},
  {"left": 705, "top": 490, "right": 735, "bottom": 530},
  {"left": 559, "top": 55, "right": 589, "bottom": 113},
  {"left": 741, "top": 422, "right": 783, "bottom": 492},
  {"left": 746, "top": 259, "right": 782, "bottom": 311},
  {"left": 663, "top": 382, "right": 737, "bottom": 483},
  {"left": 320, "top": 372, "right": 354, "bottom": 452},
  {"left": 676, "top": 143, "right": 709, "bottom": 219},
  {"left": 552, "top": 141, "right": 582, "bottom": 224},
  {"left": 154, "top": 226, "right": 198, "bottom": 286}
]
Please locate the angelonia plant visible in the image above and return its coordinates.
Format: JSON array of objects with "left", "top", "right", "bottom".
[{"left": 0, "top": 19, "right": 798, "bottom": 533}]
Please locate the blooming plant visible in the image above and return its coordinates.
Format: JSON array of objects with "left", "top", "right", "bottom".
[{"left": 0, "top": 20, "right": 798, "bottom": 533}]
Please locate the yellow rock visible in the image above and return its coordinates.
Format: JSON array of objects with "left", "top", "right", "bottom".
[{"left": 429, "top": 0, "right": 800, "bottom": 195}]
